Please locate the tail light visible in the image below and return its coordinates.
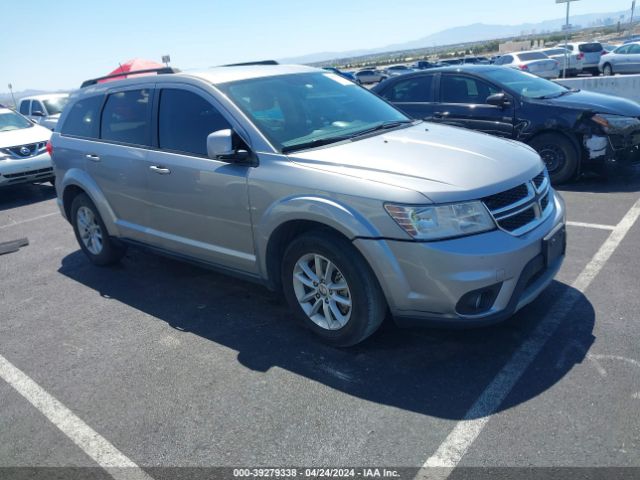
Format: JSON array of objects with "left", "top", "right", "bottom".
[
  {"left": 45, "top": 141, "right": 53, "bottom": 156},
  {"left": 578, "top": 52, "right": 585, "bottom": 60},
  {"left": 519, "top": 64, "right": 529, "bottom": 71},
  {"left": 601, "top": 51, "right": 608, "bottom": 55}
]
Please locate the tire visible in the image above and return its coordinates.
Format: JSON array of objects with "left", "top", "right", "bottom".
[
  {"left": 281, "top": 230, "right": 387, "bottom": 347},
  {"left": 603, "top": 64, "right": 613, "bottom": 76},
  {"left": 70, "top": 193, "right": 126, "bottom": 266},
  {"left": 529, "top": 133, "right": 579, "bottom": 184}
]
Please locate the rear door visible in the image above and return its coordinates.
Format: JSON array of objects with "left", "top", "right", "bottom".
[
  {"left": 144, "top": 85, "right": 256, "bottom": 273},
  {"left": 628, "top": 44, "right": 640, "bottom": 73},
  {"left": 434, "top": 73, "right": 515, "bottom": 138},
  {"left": 88, "top": 87, "right": 153, "bottom": 242},
  {"left": 376, "top": 74, "right": 437, "bottom": 120}
]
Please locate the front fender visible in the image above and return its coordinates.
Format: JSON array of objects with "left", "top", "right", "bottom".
[
  {"left": 60, "top": 168, "right": 119, "bottom": 236},
  {"left": 254, "top": 195, "right": 383, "bottom": 278}
]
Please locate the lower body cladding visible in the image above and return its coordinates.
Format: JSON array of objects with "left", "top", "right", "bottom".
[
  {"left": 354, "top": 193, "right": 566, "bottom": 327},
  {"left": 0, "top": 153, "right": 54, "bottom": 187}
]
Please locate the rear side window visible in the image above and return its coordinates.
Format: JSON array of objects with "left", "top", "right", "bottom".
[
  {"left": 385, "top": 76, "right": 434, "bottom": 102},
  {"left": 31, "top": 101, "right": 44, "bottom": 114},
  {"left": 580, "top": 43, "right": 602, "bottom": 53},
  {"left": 158, "top": 89, "right": 231, "bottom": 157},
  {"left": 630, "top": 44, "right": 640, "bottom": 54},
  {"left": 100, "top": 89, "right": 151, "bottom": 146},
  {"left": 60, "top": 95, "right": 103, "bottom": 138},
  {"left": 19, "top": 101, "right": 30, "bottom": 115}
]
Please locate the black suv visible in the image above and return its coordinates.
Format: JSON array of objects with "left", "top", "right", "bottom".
[{"left": 373, "top": 65, "right": 640, "bottom": 183}]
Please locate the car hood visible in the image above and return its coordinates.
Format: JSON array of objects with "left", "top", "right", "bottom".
[
  {"left": 0, "top": 124, "right": 52, "bottom": 148},
  {"left": 289, "top": 123, "right": 543, "bottom": 204},
  {"left": 541, "top": 89, "right": 640, "bottom": 116}
]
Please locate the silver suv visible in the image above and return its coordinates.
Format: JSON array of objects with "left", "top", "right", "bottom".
[{"left": 51, "top": 65, "right": 566, "bottom": 346}]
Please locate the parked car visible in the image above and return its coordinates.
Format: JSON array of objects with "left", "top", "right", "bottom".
[
  {"left": 623, "top": 35, "right": 640, "bottom": 44},
  {"left": 462, "top": 56, "right": 491, "bottom": 65},
  {"left": 439, "top": 58, "right": 463, "bottom": 66},
  {"left": 354, "top": 69, "right": 388, "bottom": 84},
  {"left": 493, "top": 51, "right": 560, "bottom": 79},
  {"left": 51, "top": 64, "right": 565, "bottom": 346},
  {"left": 384, "top": 65, "right": 416, "bottom": 77},
  {"left": 537, "top": 47, "right": 582, "bottom": 77},
  {"left": 322, "top": 66, "right": 355, "bottom": 81},
  {"left": 599, "top": 42, "right": 640, "bottom": 76},
  {"left": 18, "top": 93, "right": 69, "bottom": 130},
  {"left": 0, "top": 107, "right": 53, "bottom": 187},
  {"left": 557, "top": 42, "right": 605, "bottom": 75},
  {"left": 373, "top": 65, "right": 640, "bottom": 183},
  {"left": 411, "top": 60, "right": 442, "bottom": 70}
]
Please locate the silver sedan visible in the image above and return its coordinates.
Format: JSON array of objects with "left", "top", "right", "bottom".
[{"left": 600, "top": 42, "right": 640, "bottom": 75}]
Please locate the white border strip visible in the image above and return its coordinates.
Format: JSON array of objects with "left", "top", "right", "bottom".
[
  {"left": 566, "top": 221, "right": 615, "bottom": 231},
  {"left": 423, "top": 198, "right": 640, "bottom": 473},
  {"left": 0, "top": 354, "right": 153, "bottom": 480}
]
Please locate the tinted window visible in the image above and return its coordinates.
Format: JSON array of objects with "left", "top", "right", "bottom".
[
  {"left": 358, "top": 70, "right": 373, "bottom": 75},
  {"left": 19, "top": 101, "right": 30, "bottom": 115},
  {"left": 560, "top": 44, "right": 574, "bottom": 51},
  {"left": 615, "top": 45, "right": 631, "bottom": 54},
  {"left": 518, "top": 52, "right": 547, "bottom": 61},
  {"left": 31, "top": 101, "right": 45, "bottom": 114},
  {"left": 630, "top": 44, "right": 640, "bottom": 54},
  {"left": 544, "top": 49, "right": 567, "bottom": 56},
  {"left": 580, "top": 43, "right": 602, "bottom": 53},
  {"left": 483, "top": 68, "right": 567, "bottom": 99},
  {"left": 385, "top": 76, "right": 434, "bottom": 102},
  {"left": 498, "top": 55, "right": 513, "bottom": 65},
  {"left": 441, "top": 75, "right": 499, "bottom": 104},
  {"left": 158, "top": 89, "right": 230, "bottom": 157},
  {"left": 100, "top": 89, "right": 151, "bottom": 145},
  {"left": 61, "top": 95, "right": 103, "bottom": 138}
]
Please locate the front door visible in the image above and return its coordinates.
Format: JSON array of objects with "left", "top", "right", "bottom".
[
  {"left": 144, "top": 86, "right": 256, "bottom": 274},
  {"left": 434, "top": 73, "right": 515, "bottom": 138}
]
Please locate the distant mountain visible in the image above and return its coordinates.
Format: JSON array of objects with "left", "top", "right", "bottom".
[{"left": 281, "top": 10, "right": 630, "bottom": 64}]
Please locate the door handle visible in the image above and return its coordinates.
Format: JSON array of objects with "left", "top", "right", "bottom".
[
  {"left": 85, "top": 154, "right": 100, "bottom": 162},
  {"left": 432, "top": 112, "right": 448, "bottom": 119},
  {"left": 149, "top": 165, "right": 171, "bottom": 175}
]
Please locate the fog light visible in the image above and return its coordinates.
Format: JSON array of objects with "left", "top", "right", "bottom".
[{"left": 456, "top": 283, "right": 502, "bottom": 315}]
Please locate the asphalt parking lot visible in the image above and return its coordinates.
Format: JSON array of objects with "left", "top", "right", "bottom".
[{"left": 1, "top": 174, "right": 640, "bottom": 480}]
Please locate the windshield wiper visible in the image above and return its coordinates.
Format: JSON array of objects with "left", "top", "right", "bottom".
[
  {"left": 347, "top": 120, "right": 415, "bottom": 139},
  {"left": 281, "top": 136, "right": 351, "bottom": 154},
  {"left": 535, "top": 89, "right": 575, "bottom": 100}
]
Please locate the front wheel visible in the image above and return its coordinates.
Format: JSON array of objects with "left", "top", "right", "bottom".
[
  {"left": 529, "top": 133, "right": 579, "bottom": 184},
  {"left": 71, "top": 193, "right": 126, "bottom": 266},
  {"left": 281, "top": 231, "right": 387, "bottom": 347}
]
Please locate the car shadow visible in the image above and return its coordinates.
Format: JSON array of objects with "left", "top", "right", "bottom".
[
  {"left": 560, "top": 168, "right": 640, "bottom": 194},
  {"left": 58, "top": 247, "right": 595, "bottom": 421},
  {"left": 0, "top": 182, "right": 56, "bottom": 211}
]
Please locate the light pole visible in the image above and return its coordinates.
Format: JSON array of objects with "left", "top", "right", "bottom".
[
  {"left": 7, "top": 83, "right": 17, "bottom": 109},
  {"left": 556, "top": 0, "right": 580, "bottom": 78},
  {"left": 631, "top": 0, "right": 637, "bottom": 39}
]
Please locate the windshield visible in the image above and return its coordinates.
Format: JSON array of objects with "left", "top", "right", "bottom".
[
  {"left": 43, "top": 97, "right": 69, "bottom": 115},
  {"left": 218, "top": 72, "right": 409, "bottom": 152},
  {"left": 0, "top": 110, "right": 33, "bottom": 132},
  {"left": 580, "top": 43, "right": 602, "bottom": 53},
  {"left": 518, "top": 52, "right": 547, "bottom": 61},
  {"left": 483, "top": 68, "right": 568, "bottom": 99}
]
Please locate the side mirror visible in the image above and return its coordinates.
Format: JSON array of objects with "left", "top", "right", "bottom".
[
  {"left": 486, "top": 93, "right": 510, "bottom": 108},
  {"left": 31, "top": 110, "right": 46, "bottom": 117},
  {"left": 207, "top": 129, "right": 250, "bottom": 162}
]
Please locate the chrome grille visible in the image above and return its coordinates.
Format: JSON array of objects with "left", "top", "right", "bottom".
[
  {"left": 0, "top": 142, "right": 47, "bottom": 159},
  {"left": 482, "top": 170, "right": 553, "bottom": 236}
]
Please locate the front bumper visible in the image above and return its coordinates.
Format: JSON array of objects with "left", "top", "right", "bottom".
[
  {"left": 0, "top": 153, "right": 54, "bottom": 187},
  {"left": 583, "top": 130, "right": 640, "bottom": 172},
  {"left": 354, "top": 191, "right": 566, "bottom": 326}
]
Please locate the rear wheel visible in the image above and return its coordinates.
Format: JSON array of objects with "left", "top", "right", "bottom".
[
  {"left": 70, "top": 193, "right": 126, "bottom": 266},
  {"left": 529, "top": 133, "right": 579, "bottom": 184},
  {"left": 603, "top": 63, "right": 613, "bottom": 76},
  {"left": 281, "top": 231, "right": 387, "bottom": 347}
]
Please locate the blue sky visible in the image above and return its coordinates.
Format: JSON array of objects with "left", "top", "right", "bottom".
[{"left": 2, "top": 0, "right": 636, "bottom": 91}]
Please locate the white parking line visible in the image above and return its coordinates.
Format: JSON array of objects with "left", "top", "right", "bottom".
[
  {"left": 421, "top": 198, "right": 640, "bottom": 476},
  {"left": 566, "top": 221, "right": 615, "bottom": 231},
  {"left": 0, "top": 212, "right": 59, "bottom": 229},
  {"left": 0, "top": 354, "right": 153, "bottom": 480}
]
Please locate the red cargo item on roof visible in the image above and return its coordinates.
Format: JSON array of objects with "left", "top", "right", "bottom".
[{"left": 97, "top": 59, "right": 165, "bottom": 84}]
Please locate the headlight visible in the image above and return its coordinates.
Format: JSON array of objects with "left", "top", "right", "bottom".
[
  {"left": 385, "top": 201, "right": 496, "bottom": 241},
  {"left": 591, "top": 114, "right": 640, "bottom": 133}
]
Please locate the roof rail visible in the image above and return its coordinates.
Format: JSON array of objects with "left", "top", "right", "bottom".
[
  {"left": 222, "top": 60, "right": 279, "bottom": 67},
  {"left": 80, "top": 67, "right": 180, "bottom": 88}
]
